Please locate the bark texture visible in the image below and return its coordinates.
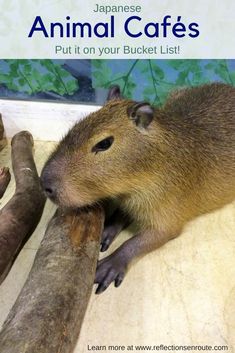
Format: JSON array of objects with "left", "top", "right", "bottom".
[
  {"left": 0, "top": 115, "right": 7, "bottom": 151},
  {"left": 0, "top": 167, "right": 11, "bottom": 199},
  {"left": 0, "top": 206, "right": 104, "bottom": 353},
  {"left": 0, "top": 131, "right": 46, "bottom": 284}
]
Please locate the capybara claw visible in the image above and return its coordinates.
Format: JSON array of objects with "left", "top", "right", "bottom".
[{"left": 94, "top": 252, "right": 127, "bottom": 294}]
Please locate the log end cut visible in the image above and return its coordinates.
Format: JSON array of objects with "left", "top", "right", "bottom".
[{"left": 11, "top": 130, "right": 34, "bottom": 148}]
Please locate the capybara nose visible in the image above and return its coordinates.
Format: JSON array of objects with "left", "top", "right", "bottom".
[
  {"left": 44, "top": 185, "right": 55, "bottom": 198},
  {"left": 40, "top": 170, "right": 57, "bottom": 201}
]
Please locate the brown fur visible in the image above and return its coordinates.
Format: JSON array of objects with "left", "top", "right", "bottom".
[
  {"left": 42, "top": 82, "right": 235, "bottom": 292},
  {"left": 43, "top": 83, "right": 235, "bottom": 234}
]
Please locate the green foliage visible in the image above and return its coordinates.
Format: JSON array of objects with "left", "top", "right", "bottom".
[
  {"left": 91, "top": 59, "right": 235, "bottom": 105},
  {"left": 204, "top": 59, "right": 235, "bottom": 84},
  {"left": 1, "top": 59, "right": 234, "bottom": 103},
  {"left": 91, "top": 59, "right": 137, "bottom": 99},
  {"left": 0, "top": 59, "right": 79, "bottom": 95}
]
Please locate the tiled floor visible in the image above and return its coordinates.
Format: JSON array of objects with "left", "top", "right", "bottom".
[{"left": 0, "top": 141, "right": 235, "bottom": 352}]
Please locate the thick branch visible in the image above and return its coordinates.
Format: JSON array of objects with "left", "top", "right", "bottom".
[
  {"left": 0, "top": 131, "right": 46, "bottom": 284},
  {"left": 0, "top": 206, "right": 104, "bottom": 353}
]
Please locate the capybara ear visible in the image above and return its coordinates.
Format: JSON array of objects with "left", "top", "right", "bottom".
[
  {"left": 107, "top": 85, "right": 122, "bottom": 101},
  {"left": 127, "top": 102, "right": 154, "bottom": 130}
]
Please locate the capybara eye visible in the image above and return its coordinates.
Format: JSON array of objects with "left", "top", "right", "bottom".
[{"left": 92, "top": 136, "right": 114, "bottom": 154}]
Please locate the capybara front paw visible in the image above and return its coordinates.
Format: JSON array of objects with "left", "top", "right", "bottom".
[
  {"left": 95, "top": 253, "right": 127, "bottom": 294},
  {"left": 100, "top": 225, "right": 120, "bottom": 252}
]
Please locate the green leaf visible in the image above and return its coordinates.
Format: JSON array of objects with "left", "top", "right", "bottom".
[
  {"left": 143, "top": 87, "right": 155, "bottom": 96},
  {"left": 214, "top": 67, "right": 228, "bottom": 81},
  {"left": 126, "top": 81, "right": 136, "bottom": 89},
  {"left": 40, "top": 60, "right": 53, "bottom": 70},
  {"left": 167, "top": 60, "right": 184, "bottom": 70},
  {"left": 138, "top": 61, "right": 149, "bottom": 73},
  {"left": 152, "top": 64, "right": 164, "bottom": 80},
  {"left": 43, "top": 73, "right": 54, "bottom": 82},
  {"left": 176, "top": 71, "right": 189, "bottom": 85},
  {"left": 93, "top": 68, "right": 112, "bottom": 87},
  {"left": 0, "top": 73, "right": 10, "bottom": 83},
  {"left": 58, "top": 69, "right": 70, "bottom": 78},
  {"left": 7, "top": 83, "right": 19, "bottom": 91},
  {"left": 66, "top": 80, "right": 79, "bottom": 93},
  {"left": 9, "top": 62, "right": 19, "bottom": 75},
  {"left": 18, "top": 59, "right": 28, "bottom": 65},
  {"left": 18, "top": 78, "right": 25, "bottom": 86},
  {"left": 23, "top": 64, "right": 32, "bottom": 75},
  {"left": 205, "top": 63, "right": 214, "bottom": 70},
  {"left": 92, "top": 60, "right": 103, "bottom": 69},
  {"left": 229, "top": 72, "right": 235, "bottom": 85}
]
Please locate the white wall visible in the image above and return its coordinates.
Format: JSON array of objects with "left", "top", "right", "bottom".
[{"left": 0, "top": 99, "right": 101, "bottom": 141}]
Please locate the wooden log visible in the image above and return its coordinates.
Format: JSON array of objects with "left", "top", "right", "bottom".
[
  {"left": 0, "top": 114, "right": 7, "bottom": 151},
  {"left": 0, "top": 131, "right": 46, "bottom": 284},
  {"left": 0, "top": 167, "right": 11, "bottom": 199},
  {"left": 0, "top": 206, "right": 104, "bottom": 353}
]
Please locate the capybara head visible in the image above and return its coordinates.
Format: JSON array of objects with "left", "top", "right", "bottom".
[{"left": 41, "top": 86, "right": 158, "bottom": 209}]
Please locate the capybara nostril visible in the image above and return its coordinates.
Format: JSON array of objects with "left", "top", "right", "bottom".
[
  {"left": 43, "top": 183, "right": 57, "bottom": 201},
  {"left": 44, "top": 187, "right": 54, "bottom": 197},
  {"left": 40, "top": 169, "right": 57, "bottom": 201},
  {"left": 41, "top": 179, "right": 57, "bottom": 199}
]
